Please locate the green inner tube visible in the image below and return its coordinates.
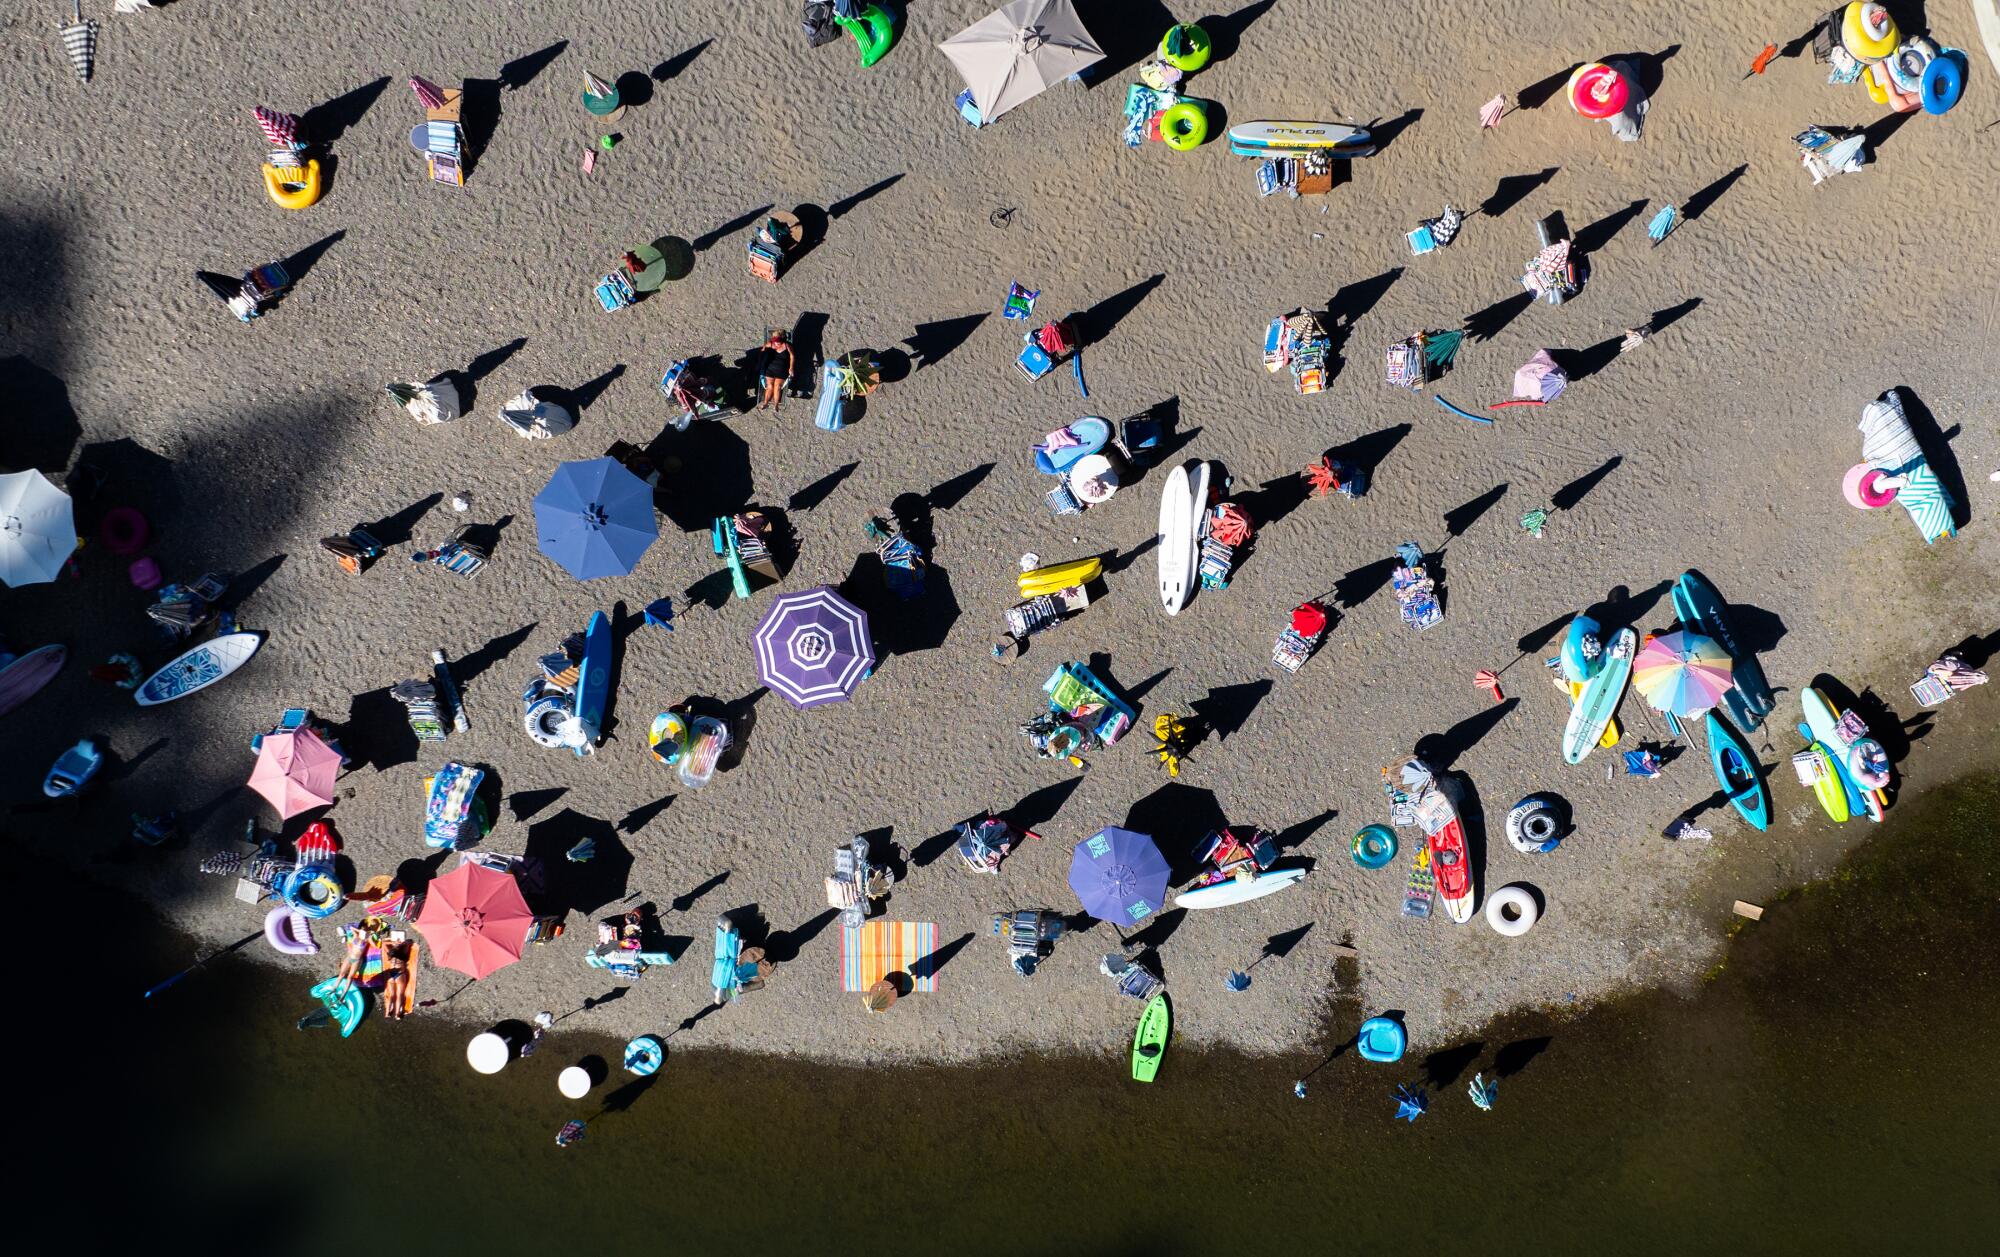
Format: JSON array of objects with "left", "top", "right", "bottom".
[
  {"left": 1159, "top": 100, "right": 1209, "bottom": 151},
  {"left": 1160, "top": 24, "right": 1212, "bottom": 73}
]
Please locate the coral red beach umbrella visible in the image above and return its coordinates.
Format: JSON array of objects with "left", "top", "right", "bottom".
[
  {"left": 415, "top": 862, "right": 534, "bottom": 979},
  {"left": 254, "top": 106, "right": 300, "bottom": 148},
  {"left": 247, "top": 728, "right": 342, "bottom": 818}
]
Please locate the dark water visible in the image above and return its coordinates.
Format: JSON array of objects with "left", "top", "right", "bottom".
[{"left": 37, "top": 776, "right": 2000, "bottom": 1253}]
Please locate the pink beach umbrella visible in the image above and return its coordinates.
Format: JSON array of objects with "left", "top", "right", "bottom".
[
  {"left": 1478, "top": 94, "right": 1508, "bottom": 129},
  {"left": 415, "top": 862, "right": 534, "bottom": 979},
  {"left": 1513, "top": 350, "right": 1568, "bottom": 402},
  {"left": 247, "top": 728, "right": 342, "bottom": 818}
]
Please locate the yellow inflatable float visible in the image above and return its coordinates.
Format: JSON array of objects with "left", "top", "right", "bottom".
[{"left": 262, "top": 158, "right": 322, "bottom": 210}]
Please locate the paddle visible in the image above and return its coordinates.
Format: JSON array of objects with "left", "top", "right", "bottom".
[{"left": 143, "top": 929, "right": 262, "bottom": 1000}]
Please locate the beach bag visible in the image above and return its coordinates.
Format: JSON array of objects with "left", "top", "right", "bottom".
[{"left": 803, "top": 2, "right": 840, "bottom": 46}]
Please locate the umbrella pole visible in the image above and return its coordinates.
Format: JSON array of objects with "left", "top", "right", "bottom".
[{"left": 143, "top": 929, "right": 263, "bottom": 999}]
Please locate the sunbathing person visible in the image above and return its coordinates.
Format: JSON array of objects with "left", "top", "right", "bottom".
[{"left": 381, "top": 939, "right": 413, "bottom": 1020}]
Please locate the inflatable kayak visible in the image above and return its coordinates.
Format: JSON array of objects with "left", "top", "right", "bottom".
[
  {"left": 1705, "top": 710, "right": 1771, "bottom": 831},
  {"left": 1131, "top": 993, "right": 1170, "bottom": 1082}
]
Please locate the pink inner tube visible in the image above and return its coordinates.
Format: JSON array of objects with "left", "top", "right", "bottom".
[
  {"left": 1843, "top": 463, "right": 1898, "bottom": 509},
  {"left": 1570, "top": 64, "right": 1629, "bottom": 119},
  {"left": 264, "top": 906, "right": 320, "bottom": 956},
  {"left": 98, "top": 507, "right": 149, "bottom": 555}
]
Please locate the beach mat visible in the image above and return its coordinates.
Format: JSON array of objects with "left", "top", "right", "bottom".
[{"left": 840, "top": 921, "right": 937, "bottom": 992}]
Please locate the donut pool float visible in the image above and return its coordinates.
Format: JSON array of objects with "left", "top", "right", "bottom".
[
  {"left": 1351, "top": 824, "right": 1398, "bottom": 869},
  {"left": 1849, "top": 738, "right": 1892, "bottom": 789},
  {"left": 1842, "top": 2, "right": 1898, "bottom": 62},
  {"left": 282, "top": 863, "right": 345, "bottom": 920},
  {"left": 98, "top": 507, "right": 149, "bottom": 555},
  {"left": 1159, "top": 100, "right": 1209, "bottom": 151},
  {"left": 1921, "top": 51, "right": 1965, "bottom": 115},
  {"left": 1486, "top": 885, "right": 1540, "bottom": 937},
  {"left": 1885, "top": 39, "right": 1933, "bottom": 94},
  {"left": 1843, "top": 463, "right": 1899, "bottom": 509},
  {"left": 1160, "top": 23, "right": 1212, "bottom": 73},
  {"left": 1568, "top": 62, "right": 1629, "bottom": 118}
]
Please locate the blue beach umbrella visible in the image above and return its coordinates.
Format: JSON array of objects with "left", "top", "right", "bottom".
[
  {"left": 533, "top": 457, "right": 658, "bottom": 580},
  {"left": 1067, "top": 827, "right": 1169, "bottom": 926}
]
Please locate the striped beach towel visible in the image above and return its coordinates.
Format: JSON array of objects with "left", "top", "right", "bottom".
[
  {"left": 839, "top": 921, "right": 938, "bottom": 992},
  {"left": 1893, "top": 464, "right": 1956, "bottom": 544}
]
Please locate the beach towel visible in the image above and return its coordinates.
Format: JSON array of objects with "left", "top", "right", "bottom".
[{"left": 839, "top": 920, "right": 939, "bottom": 992}]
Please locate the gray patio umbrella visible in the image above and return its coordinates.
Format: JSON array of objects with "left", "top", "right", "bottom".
[{"left": 939, "top": 0, "right": 1104, "bottom": 123}]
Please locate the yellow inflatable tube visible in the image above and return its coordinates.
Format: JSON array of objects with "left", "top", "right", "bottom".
[
  {"left": 1018, "top": 557, "right": 1101, "bottom": 596},
  {"left": 263, "top": 158, "right": 322, "bottom": 210}
]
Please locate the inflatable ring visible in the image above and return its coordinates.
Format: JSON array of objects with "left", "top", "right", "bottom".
[
  {"left": 524, "top": 694, "right": 573, "bottom": 749},
  {"left": 624, "top": 1035, "right": 664, "bottom": 1076},
  {"left": 839, "top": 5, "right": 896, "bottom": 69},
  {"left": 1486, "top": 885, "right": 1539, "bottom": 937},
  {"left": 1843, "top": 463, "right": 1899, "bottom": 509},
  {"left": 98, "top": 506, "right": 149, "bottom": 555},
  {"left": 1505, "top": 798, "right": 1561, "bottom": 854},
  {"left": 1160, "top": 24, "right": 1212, "bottom": 74},
  {"left": 264, "top": 906, "right": 319, "bottom": 955},
  {"left": 1885, "top": 40, "right": 1932, "bottom": 94},
  {"left": 1921, "top": 51, "right": 1964, "bottom": 115},
  {"left": 1159, "top": 100, "right": 1209, "bottom": 151},
  {"left": 262, "top": 158, "right": 322, "bottom": 211},
  {"left": 283, "top": 863, "right": 345, "bottom": 920},
  {"left": 1849, "top": 738, "right": 1892, "bottom": 789},
  {"left": 1568, "top": 63, "right": 1629, "bottom": 119},
  {"left": 1842, "top": 2, "right": 1898, "bottom": 62},
  {"left": 1351, "top": 824, "right": 1398, "bottom": 869}
]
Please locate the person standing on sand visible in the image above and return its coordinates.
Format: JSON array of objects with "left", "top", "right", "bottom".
[{"left": 757, "top": 330, "right": 793, "bottom": 410}]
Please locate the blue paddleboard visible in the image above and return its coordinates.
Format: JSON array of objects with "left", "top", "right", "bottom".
[{"left": 573, "top": 612, "right": 611, "bottom": 756}]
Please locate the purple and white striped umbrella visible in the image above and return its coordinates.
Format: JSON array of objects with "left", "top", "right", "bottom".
[{"left": 752, "top": 586, "right": 874, "bottom": 710}]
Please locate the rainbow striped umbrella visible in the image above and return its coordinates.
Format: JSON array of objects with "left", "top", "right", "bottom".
[{"left": 1633, "top": 630, "right": 1733, "bottom": 716}]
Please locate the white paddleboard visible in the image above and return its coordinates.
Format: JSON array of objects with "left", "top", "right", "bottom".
[
  {"left": 1562, "top": 627, "right": 1634, "bottom": 764},
  {"left": 1226, "top": 120, "right": 1375, "bottom": 153},
  {"left": 1158, "top": 464, "right": 1193, "bottom": 615},
  {"left": 1175, "top": 867, "right": 1307, "bottom": 909},
  {"left": 135, "top": 632, "right": 264, "bottom": 706},
  {"left": 0, "top": 643, "right": 66, "bottom": 717}
]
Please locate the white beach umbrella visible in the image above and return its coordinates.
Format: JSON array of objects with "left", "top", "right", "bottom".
[
  {"left": 939, "top": 0, "right": 1104, "bottom": 123},
  {"left": 0, "top": 470, "right": 77, "bottom": 587}
]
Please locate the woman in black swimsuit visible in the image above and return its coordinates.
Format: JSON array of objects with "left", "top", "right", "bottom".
[{"left": 758, "top": 330, "right": 793, "bottom": 411}]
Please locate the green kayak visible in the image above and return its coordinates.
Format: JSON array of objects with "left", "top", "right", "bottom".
[{"left": 1132, "top": 994, "right": 1171, "bottom": 1083}]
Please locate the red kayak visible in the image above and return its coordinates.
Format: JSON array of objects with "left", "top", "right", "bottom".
[{"left": 1413, "top": 786, "right": 1476, "bottom": 924}]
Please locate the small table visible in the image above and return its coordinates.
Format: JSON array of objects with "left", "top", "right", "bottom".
[{"left": 626, "top": 245, "right": 668, "bottom": 293}]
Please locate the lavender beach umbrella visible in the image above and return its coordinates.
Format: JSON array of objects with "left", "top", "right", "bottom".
[
  {"left": 1067, "top": 826, "right": 1169, "bottom": 925},
  {"left": 752, "top": 586, "right": 874, "bottom": 709}
]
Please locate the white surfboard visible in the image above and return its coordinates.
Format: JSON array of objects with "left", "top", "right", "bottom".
[
  {"left": 1158, "top": 464, "right": 1193, "bottom": 615},
  {"left": 135, "top": 632, "right": 264, "bottom": 706},
  {"left": 1175, "top": 867, "right": 1307, "bottom": 909}
]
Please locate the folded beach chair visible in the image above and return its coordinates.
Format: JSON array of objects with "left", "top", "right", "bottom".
[
  {"left": 814, "top": 359, "right": 847, "bottom": 430},
  {"left": 594, "top": 270, "right": 637, "bottom": 313}
]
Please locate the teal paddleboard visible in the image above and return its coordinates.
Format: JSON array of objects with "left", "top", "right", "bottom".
[
  {"left": 1673, "top": 570, "right": 1774, "bottom": 730},
  {"left": 573, "top": 611, "right": 611, "bottom": 757}
]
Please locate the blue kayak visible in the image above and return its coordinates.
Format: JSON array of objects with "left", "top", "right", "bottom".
[{"left": 1705, "top": 710, "right": 1770, "bottom": 831}]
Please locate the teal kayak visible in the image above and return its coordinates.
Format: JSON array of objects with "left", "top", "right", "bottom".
[{"left": 1705, "top": 710, "right": 1770, "bottom": 831}]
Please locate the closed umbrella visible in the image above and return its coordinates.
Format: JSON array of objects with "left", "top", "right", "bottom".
[
  {"left": 752, "top": 586, "right": 874, "bottom": 709},
  {"left": 1633, "top": 630, "right": 1734, "bottom": 717},
  {"left": 1068, "top": 827, "right": 1169, "bottom": 926},
  {"left": 415, "top": 862, "right": 534, "bottom": 979},
  {"left": 533, "top": 457, "right": 658, "bottom": 580},
  {"left": 939, "top": 0, "right": 1104, "bottom": 123},
  {"left": 0, "top": 470, "right": 76, "bottom": 587},
  {"left": 59, "top": 2, "right": 97, "bottom": 84},
  {"left": 247, "top": 728, "right": 342, "bottom": 818}
]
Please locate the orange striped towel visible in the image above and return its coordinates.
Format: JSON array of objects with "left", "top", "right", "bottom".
[{"left": 840, "top": 921, "right": 937, "bottom": 992}]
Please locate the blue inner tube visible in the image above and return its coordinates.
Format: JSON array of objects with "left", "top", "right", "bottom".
[
  {"left": 283, "top": 863, "right": 345, "bottom": 919},
  {"left": 1351, "top": 825, "right": 1398, "bottom": 868},
  {"left": 625, "top": 1035, "right": 664, "bottom": 1075},
  {"left": 1920, "top": 52, "right": 1963, "bottom": 115}
]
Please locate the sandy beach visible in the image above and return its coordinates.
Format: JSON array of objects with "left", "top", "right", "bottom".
[{"left": 3, "top": 0, "right": 1996, "bottom": 1065}]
